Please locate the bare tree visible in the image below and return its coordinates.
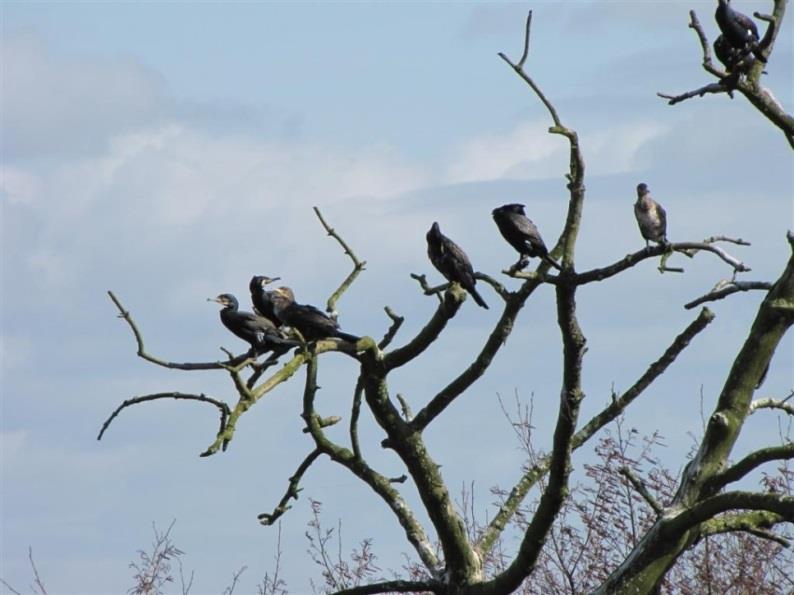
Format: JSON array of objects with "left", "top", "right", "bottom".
[{"left": 99, "top": 4, "right": 793, "bottom": 594}]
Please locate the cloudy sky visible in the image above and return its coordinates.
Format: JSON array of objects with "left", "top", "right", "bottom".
[{"left": 2, "top": 1, "right": 792, "bottom": 592}]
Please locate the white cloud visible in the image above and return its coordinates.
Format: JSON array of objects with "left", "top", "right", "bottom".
[
  {"left": 1, "top": 33, "right": 168, "bottom": 160},
  {"left": 444, "top": 120, "right": 565, "bottom": 183}
]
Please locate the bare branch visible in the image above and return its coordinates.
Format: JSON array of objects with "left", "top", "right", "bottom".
[
  {"left": 332, "top": 580, "right": 441, "bottom": 595},
  {"left": 707, "top": 443, "right": 794, "bottom": 490},
  {"left": 576, "top": 240, "right": 751, "bottom": 286},
  {"left": 670, "top": 492, "right": 794, "bottom": 535},
  {"left": 410, "top": 280, "right": 543, "bottom": 431},
  {"left": 383, "top": 285, "right": 466, "bottom": 371},
  {"left": 302, "top": 355, "right": 440, "bottom": 573},
  {"left": 258, "top": 449, "right": 322, "bottom": 526},
  {"left": 474, "top": 271, "right": 512, "bottom": 301},
  {"left": 660, "top": 5, "right": 794, "bottom": 148},
  {"left": 378, "top": 306, "right": 404, "bottom": 349},
  {"left": 751, "top": 392, "right": 794, "bottom": 416},
  {"left": 700, "top": 510, "right": 790, "bottom": 546},
  {"left": 108, "top": 290, "right": 251, "bottom": 371},
  {"left": 478, "top": 308, "right": 715, "bottom": 554},
  {"left": 97, "top": 392, "right": 230, "bottom": 442},
  {"left": 619, "top": 466, "right": 664, "bottom": 515},
  {"left": 685, "top": 281, "right": 773, "bottom": 310},
  {"left": 313, "top": 206, "right": 366, "bottom": 316}
]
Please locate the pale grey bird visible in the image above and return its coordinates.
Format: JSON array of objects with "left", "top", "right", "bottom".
[{"left": 634, "top": 183, "right": 668, "bottom": 248}]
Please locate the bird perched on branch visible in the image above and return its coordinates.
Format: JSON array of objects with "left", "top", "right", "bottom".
[
  {"left": 209, "top": 293, "right": 298, "bottom": 355},
  {"left": 713, "top": 34, "right": 755, "bottom": 72},
  {"left": 715, "top": 0, "right": 766, "bottom": 63},
  {"left": 492, "top": 204, "right": 561, "bottom": 271},
  {"left": 249, "top": 275, "right": 282, "bottom": 326},
  {"left": 269, "top": 286, "right": 360, "bottom": 343},
  {"left": 633, "top": 183, "right": 668, "bottom": 248},
  {"left": 426, "top": 222, "right": 488, "bottom": 309}
]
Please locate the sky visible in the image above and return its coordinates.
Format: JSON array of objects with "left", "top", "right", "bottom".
[{"left": 2, "top": 1, "right": 793, "bottom": 592}]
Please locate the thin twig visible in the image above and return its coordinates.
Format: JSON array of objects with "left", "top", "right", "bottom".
[
  {"left": 685, "top": 281, "right": 773, "bottom": 309},
  {"left": 313, "top": 207, "right": 366, "bottom": 316},
  {"left": 108, "top": 291, "right": 250, "bottom": 370},
  {"left": 258, "top": 449, "right": 322, "bottom": 525},
  {"left": 379, "top": 306, "right": 404, "bottom": 349}
]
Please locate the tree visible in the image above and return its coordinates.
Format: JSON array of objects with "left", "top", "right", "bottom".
[{"left": 99, "top": 4, "right": 793, "bottom": 593}]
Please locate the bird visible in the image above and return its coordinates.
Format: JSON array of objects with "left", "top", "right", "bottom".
[
  {"left": 715, "top": 0, "right": 766, "bottom": 63},
  {"left": 492, "top": 204, "right": 562, "bottom": 271},
  {"left": 269, "top": 286, "right": 360, "bottom": 343},
  {"left": 426, "top": 221, "right": 488, "bottom": 309},
  {"left": 208, "top": 293, "right": 298, "bottom": 355},
  {"left": 633, "top": 183, "right": 668, "bottom": 248},
  {"left": 249, "top": 275, "right": 282, "bottom": 326},
  {"left": 713, "top": 34, "right": 754, "bottom": 72}
]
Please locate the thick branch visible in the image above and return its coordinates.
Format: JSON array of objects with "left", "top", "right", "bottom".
[
  {"left": 699, "top": 510, "right": 789, "bottom": 546},
  {"left": 706, "top": 443, "right": 794, "bottom": 490},
  {"left": 383, "top": 285, "right": 465, "bottom": 371},
  {"left": 597, "top": 235, "right": 794, "bottom": 594},
  {"left": 97, "top": 392, "right": 230, "bottom": 442},
  {"left": 258, "top": 449, "right": 322, "bottom": 525},
  {"left": 332, "top": 580, "right": 441, "bottom": 595},
  {"left": 668, "top": 492, "right": 794, "bottom": 536},
  {"left": 751, "top": 393, "right": 794, "bottom": 415}
]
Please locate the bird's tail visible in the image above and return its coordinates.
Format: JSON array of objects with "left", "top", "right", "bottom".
[
  {"left": 334, "top": 331, "right": 361, "bottom": 343},
  {"left": 469, "top": 287, "right": 489, "bottom": 309},
  {"left": 544, "top": 255, "right": 563, "bottom": 271}
]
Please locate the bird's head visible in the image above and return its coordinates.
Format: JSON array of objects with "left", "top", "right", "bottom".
[
  {"left": 427, "top": 221, "right": 442, "bottom": 240},
  {"left": 636, "top": 183, "right": 649, "bottom": 197},
  {"left": 493, "top": 202, "right": 525, "bottom": 215},
  {"left": 271, "top": 286, "right": 296, "bottom": 303},
  {"left": 208, "top": 293, "right": 237, "bottom": 309}
]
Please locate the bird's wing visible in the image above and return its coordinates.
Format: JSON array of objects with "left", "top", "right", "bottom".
[
  {"left": 656, "top": 201, "right": 668, "bottom": 236},
  {"left": 734, "top": 11, "right": 759, "bottom": 39},
  {"left": 442, "top": 237, "right": 476, "bottom": 286}
]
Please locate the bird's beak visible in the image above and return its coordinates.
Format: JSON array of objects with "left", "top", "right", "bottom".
[
  {"left": 208, "top": 297, "right": 221, "bottom": 304},
  {"left": 261, "top": 276, "right": 281, "bottom": 286}
]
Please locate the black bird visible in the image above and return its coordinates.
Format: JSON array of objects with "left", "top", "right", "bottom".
[
  {"left": 492, "top": 204, "right": 561, "bottom": 271},
  {"left": 249, "top": 275, "right": 282, "bottom": 326},
  {"left": 715, "top": 0, "right": 766, "bottom": 63},
  {"left": 269, "top": 286, "right": 360, "bottom": 343},
  {"left": 209, "top": 293, "right": 297, "bottom": 355},
  {"left": 714, "top": 34, "right": 754, "bottom": 71},
  {"left": 426, "top": 222, "right": 488, "bottom": 309},
  {"left": 633, "top": 183, "right": 668, "bottom": 248}
]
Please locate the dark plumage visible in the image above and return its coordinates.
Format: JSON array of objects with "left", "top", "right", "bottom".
[
  {"left": 714, "top": 34, "right": 754, "bottom": 71},
  {"left": 249, "top": 275, "right": 282, "bottom": 326},
  {"left": 492, "top": 204, "right": 561, "bottom": 271},
  {"left": 426, "top": 222, "right": 488, "bottom": 309},
  {"left": 715, "top": 0, "right": 766, "bottom": 63},
  {"left": 209, "top": 293, "right": 298, "bottom": 355},
  {"left": 269, "top": 286, "right": 360, "bottom": 343},
  {"left": 633, "top": 183, "right": 668, "bottom": 247}
]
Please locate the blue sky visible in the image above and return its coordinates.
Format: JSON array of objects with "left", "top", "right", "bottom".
[{"left": 2, "top": 1, "right": 793, "bottom": 592}]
